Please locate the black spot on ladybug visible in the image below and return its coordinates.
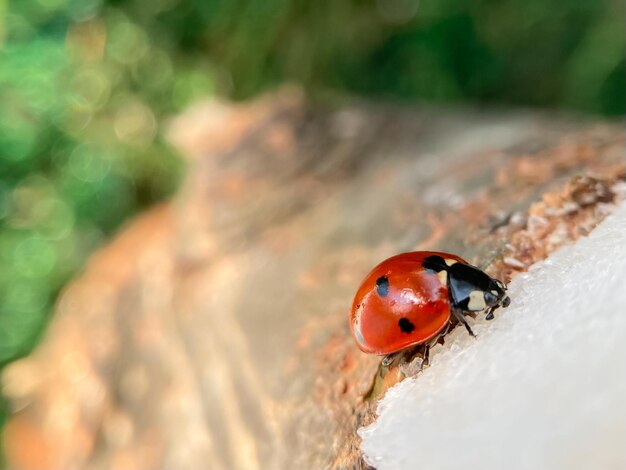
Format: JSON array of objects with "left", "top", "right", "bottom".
[
  {"left": 376, "top": 275, "right": 389, "bottom": 297},
  {"left": 398, "top": 317, "right": 415, "bottom": 334},
  {"left": 422, "top": 255, "right": 447, "bottom": 273}
]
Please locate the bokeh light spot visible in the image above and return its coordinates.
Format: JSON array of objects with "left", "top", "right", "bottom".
[
  {"left": 107, "top": 20, "right": 149, "bottom": 65},
  {"left": 62, "top": 102, "right": 94, "bottom": 133},
  {"left": 22, "top": 70, "right": 58, "bottom": 113},
  {"left": 8, "top": 176, "right": 56, "bottom": 229},
  {"left": 69, "top": 67, "right": 111, "bottom": 111},
  {"left": 69, "top": 144, "right": 111, "bottom": 183},
  {"left": 0, "top": 112, "right": 39, "bottom": 162},
  {"left": 1, "top": 283, "right": 48, "bottom": 315},
  {"left": 66, "top": 18, "right": 106, "bottom": 61},
  {"left": 133, "top": 49, "right": 174, "bottom": 91},
  {"left": 114, "top": 100, "right": 157, "bottom": 146},
  {"left": 13, "top": 237, "right": 57, "bottom": 279},
  {"left": 33, "top": 198, "right": 75, "bottom": 240}
]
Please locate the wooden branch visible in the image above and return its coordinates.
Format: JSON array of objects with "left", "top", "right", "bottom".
[{"left": 3, "top": 89, "right": 624, "bottom": 470}]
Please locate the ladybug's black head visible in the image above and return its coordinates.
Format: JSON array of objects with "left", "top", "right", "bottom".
[
  {"left": 441, "top": 260, "right": 511, "bottom": 316},
  {"left": 483, "top": 278, "right": 510, "bottom": 310}
]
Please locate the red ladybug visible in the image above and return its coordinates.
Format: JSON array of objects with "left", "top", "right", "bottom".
[{"left": 350, "top": 251, "right": 510, "bottom": 357}]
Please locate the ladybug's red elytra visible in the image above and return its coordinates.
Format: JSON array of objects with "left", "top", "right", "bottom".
[{"left": 350, "top": 251, "right": 510, "bottom": 358}]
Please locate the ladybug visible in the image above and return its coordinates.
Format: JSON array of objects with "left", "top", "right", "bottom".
[{"left": 350, "top": 251, "right": 510, "bottom": 360}]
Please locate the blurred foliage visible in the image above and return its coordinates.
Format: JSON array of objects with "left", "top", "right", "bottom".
[
  {"left": 0, "top": 0, "right": 624, "bottom": 373},
  {"left": 157, "top": 0, "right": 624, "bottom": 114}
]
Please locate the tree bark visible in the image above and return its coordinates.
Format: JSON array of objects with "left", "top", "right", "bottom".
[{"left": 3, "top": 89, "right": 624, "bottom": 470}]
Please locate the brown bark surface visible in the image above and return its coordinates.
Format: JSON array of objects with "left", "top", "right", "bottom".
[{"left": 3, "top": 89, "right": 624, "bottom": 470}]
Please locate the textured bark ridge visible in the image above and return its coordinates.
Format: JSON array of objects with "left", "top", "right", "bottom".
[{"left": 2, "top": 89, "right": 624, "bottom": 470}]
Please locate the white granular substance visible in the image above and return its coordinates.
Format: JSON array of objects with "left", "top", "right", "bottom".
[{"left": 360, "top": 201, "right": 626, "bottom": 470}]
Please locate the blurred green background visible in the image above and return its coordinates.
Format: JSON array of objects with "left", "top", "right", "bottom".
[{"left": 0, "top": 0, "right": 623, "bottom": 410}]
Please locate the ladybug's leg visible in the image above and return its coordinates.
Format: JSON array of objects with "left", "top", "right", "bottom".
[
  {"left": 485, "top": 307, "right": 496, "bottom": 321},
  {"left": 422, "top": 344, "right": 430, "bottom": 367},
  {"left": 452, "top": 307, "right": 476, "bottom": 338},
  {"left": 381, "top": 355, "right": 394, "bottom": 367},
  {"left": 381, "top": 351, "right": 402, "bottom": 368},
  {"left": 435, "top": 323, "right": 450, "bottom": 346}
]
